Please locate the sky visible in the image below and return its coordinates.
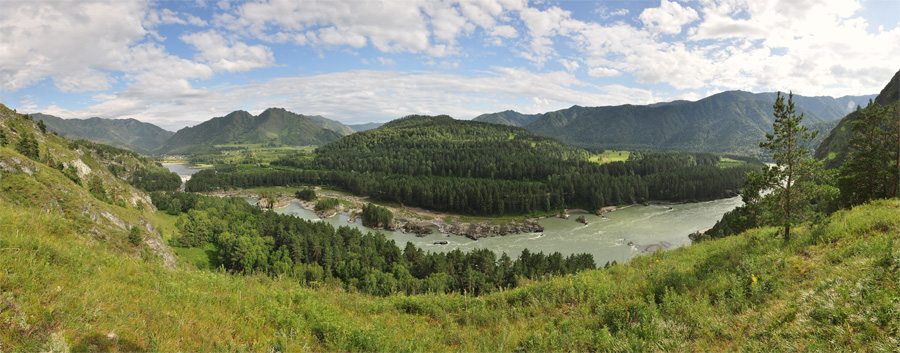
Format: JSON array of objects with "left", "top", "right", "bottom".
[{"left": 1, "top": 0, "right": 898, "bottom": 131}]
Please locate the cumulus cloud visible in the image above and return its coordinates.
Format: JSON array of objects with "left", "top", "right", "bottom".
[
  {"left": 0, "top": 1, "right": 149, "bottom": 91},
  {"left": 181, "top": 30, "right": 275, "bottom": 72},
  {"left": 639, "top": 0, "right": 699, "bottom": 35},
  {"left": 588, "top": 67, "right": 620, "bottom": 78},
  {"left": 558, "top": 59, "right": 580, "bottom": 72}
]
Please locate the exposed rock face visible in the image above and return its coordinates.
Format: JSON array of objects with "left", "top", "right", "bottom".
[
  {"left": 69, "top": 158, "right": 92, "bottom": 179},
  {"left": 431, "top": 219, "right": 544, "bottom": 240},
  {"left": 143, "top": 220, "right": 176, "bottom": 269}
]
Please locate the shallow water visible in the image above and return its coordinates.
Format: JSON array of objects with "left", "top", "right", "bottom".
[
  {"left": 254, "top": 196, "right": 743, "bottom": 265},
  {"left": 162, "top": 163, "right": 209, "bottom": 184}
]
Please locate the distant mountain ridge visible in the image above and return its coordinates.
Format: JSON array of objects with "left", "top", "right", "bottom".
[
  {"left": 33, "top": 113, "right": 174, "bottom": 154},
  {"left": 473, "top": 110, "right": 541, "bottom": 127},
  {"left": 518, "top": 90, "right": 875, "bottom": 155},
  {"left": 157, "top": 108, "right": 345, "bottom": 154},
  {"left": 347, "top": 122, "right": 383, "bottom": 131}
]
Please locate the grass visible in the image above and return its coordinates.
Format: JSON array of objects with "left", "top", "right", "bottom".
[
  {"left": 717, "top": 157, "right": 748, "bottom": 168},
  {"left": 589, "top": 150, "right": 631, "bottom": 164},
  {"left": 152, "top": 210, "right": 180, "bottom": 241},
  {"left": 2, "top": 197, "right": 899, "bottom": 351},
  {"left": 172, "top": 243, "right": 221, "bottom": 270}
]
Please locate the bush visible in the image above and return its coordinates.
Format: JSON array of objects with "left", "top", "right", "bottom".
[
  {"left": 128, "top": 226, "right": 142, "bottom": 246},
  {"left": 296, "top": 188, "right": 317, "bottom": 201}
]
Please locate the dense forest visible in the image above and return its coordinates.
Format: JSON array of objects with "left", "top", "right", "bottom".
[
  {"left": 186, "top": 116, "right": 761, "bottom": 215},
  {"left": 151, "top": 192, "right": 596, "bottom": 296}
]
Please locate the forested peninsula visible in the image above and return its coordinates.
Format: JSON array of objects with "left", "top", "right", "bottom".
[{"left": 186, "top": 116, "right": 761, "bottom": 221}]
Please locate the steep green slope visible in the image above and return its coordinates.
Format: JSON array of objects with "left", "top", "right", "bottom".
[
  {"left": 158, "top": 108, "right": 344, "bottom": 154},
  {"left": 0, "top": 104, "right": 175, "bottom": 268},
  {"left": 473, "top": 110, "right": 541, "bottom": 127},
  {"left": 525, "top": 90, "right": 875, "bottom": 155},
  {"left": 815, "top": 70, "right": 900, "bottom": 169},
  {"left": 3, "top": 172, "right": 897, "bottom": 351},
  {"left": 32, "top": 113, "right": 173, "bottom": 154}
]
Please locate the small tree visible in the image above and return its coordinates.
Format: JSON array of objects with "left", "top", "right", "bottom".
[
  {"left": 15, "top": 132, "right": 40, "bottom": 160},
  {"left": 746, "top": 92, "right": 819, "bottom": 241},
  {"left": 128, "top": 226, "right": 142, "bottom": 246}
]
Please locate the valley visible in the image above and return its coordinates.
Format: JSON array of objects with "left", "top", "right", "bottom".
[{"left": 1, "top": 60, "right": 897, "bottom": 350}]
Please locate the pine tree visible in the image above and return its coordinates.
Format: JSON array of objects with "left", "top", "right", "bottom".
[{"left": 750, "top": 92, "right": 818, "bottom": 241}]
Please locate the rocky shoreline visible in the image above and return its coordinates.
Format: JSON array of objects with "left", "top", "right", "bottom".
[{"left": 207, "top": 189, "right": 658, "bottom": 240}]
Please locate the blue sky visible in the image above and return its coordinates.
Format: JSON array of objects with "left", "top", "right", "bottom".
[{"left": 1, "top": 0, "right": 898, "bottom": 131}]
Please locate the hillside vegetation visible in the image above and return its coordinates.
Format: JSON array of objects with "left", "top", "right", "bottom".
[
  {"left": 523, "top": 90, "right": 874, "bottom": 155},
  {"left": 33, "top": 113, "right": 174, "bottom": 154},
  {"left": 815, "top": 70, "right": 900, "bottom": 169},
  {"left": 156, "top": 108, "right": 346, "bottom": 154},
  {"left": 3, "top": 187, "right": 897, "bottom": 350},
  {"left": 473, "top": 110, "right": 541, "bottom": 127},
  {"left": 187, "top": 115, "right": 760, "bottom": 215}
]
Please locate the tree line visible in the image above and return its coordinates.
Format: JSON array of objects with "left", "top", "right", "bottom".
[
  {"left": 186, "top": 118, "right": 760, "bottom": 216},
  {"left": 150, "top": 192, "right": 597, "bottom": 296}
]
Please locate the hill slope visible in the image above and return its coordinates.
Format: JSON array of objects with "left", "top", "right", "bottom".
[
  {"left": 32, "top": 113, "right": 173, "bottom": 154},
  {"left": 814, "top": 70, "right": 900, "bottom": 168},
  {"left": 3, "top": 172, "right": 897, "bottom": 351},
  {"left": 524, "top": 91, "right": 874, "bottom": 155},
  {"left": 473, "top": 110, "right": 541, "bottom": 127},
  {"left": 157, "top": 108, "right": 344, "bottom": 154}
]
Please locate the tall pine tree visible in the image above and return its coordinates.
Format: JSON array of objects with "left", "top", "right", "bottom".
[{"left": 748, "top": 92, "right": 818, "bottom": 241}]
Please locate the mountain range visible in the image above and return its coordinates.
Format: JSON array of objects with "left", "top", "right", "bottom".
[
  {"left": 33, "top": 113, "right": 174, "bottom": 154},
  {"left": 156, "top": 108, "right": 347, "bottom": 154},
  {"left": 476, "top": 91, "right": 874, "bottom": 156},
  {"left": 473, "top": 110, "right": 541, "bottom": 127},
  {"left": 26, "top": 89, "right": 876, "bottom": 157}
]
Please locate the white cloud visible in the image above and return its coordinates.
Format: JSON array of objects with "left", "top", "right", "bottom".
[
  {"left": 639, "top": 0, "right": 700, "bottom": 35},
  {"left": 181, "top": 30, "right": 275, "bottom": 72},
  {"left": 377, "top": 57, "right": 396, "bottom": 66},
  {"left": 588, "top": 67, "right": 620, "bottom": 78},
  {"left": 28, "top": 67, "right": 658, "bottom": 130},
  {"left": 490, "top": 25, "right": 519, "bottom": 38},
  {"left": 0, "top": 1, "right": 149, "bottom": 92},
  {"left": 558, "top": 59, "right": 580, "bottom": 72}
]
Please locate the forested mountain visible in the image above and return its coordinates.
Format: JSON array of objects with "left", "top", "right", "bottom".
[
  {"left": 157, "top": 108, "right": 344, "bottom": 154},
  {"left": 31, "top": 113, "right": 173, "bottom": 154},
  {"left": 304, "top": 114, "right": 355, "bottom": 135},
  {"left": 347, "top": 122, "right": 383, "bottom": 131},
  {"left": 523, "top": 91, "right": 874, "bottom": 155},
  {"left": 815, "top": 70, "right": 900, "bottom": 169},
  {"left": 188, "top": 115, "right": 761, "bottom": 215},
  {"left": 473, "top": 110, "right": 541, "bottom": 127}
]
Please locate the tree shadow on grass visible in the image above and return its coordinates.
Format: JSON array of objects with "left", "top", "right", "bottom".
[{"left": 72, "top": 333, "right": 145, "bottom": 352}]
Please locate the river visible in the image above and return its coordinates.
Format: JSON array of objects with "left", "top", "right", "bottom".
[
  {"left": 259, "top": 196, "right": 742, "bottom": 266},
  {"left": 162, "top": 163, "right": 209, "bottom": 186},
  {"left": 164, "top": 163, "right": 742, "bottom": 265}
]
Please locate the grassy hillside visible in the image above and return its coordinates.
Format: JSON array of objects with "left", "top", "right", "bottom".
[
  {"left": 158, "top": 108, "right": 344, "bottom": 154},
  {"left": 2, "top": 185, "right": 897, "bottom": 351},
  {"left": 32, "top": 113, "right": 174, "bottom": 154}
]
